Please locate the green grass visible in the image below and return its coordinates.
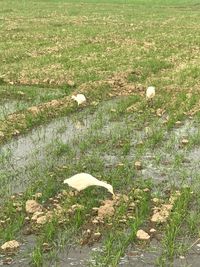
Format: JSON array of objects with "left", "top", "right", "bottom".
[
  {"left": 0, "top": 0, "right": 200, "bottom": 266},
  {"left": 90, "top": 188, "right": 151, "bottom": 267},
  {"left": 157, "top": 188, "right": 192, "bottom": 266}
]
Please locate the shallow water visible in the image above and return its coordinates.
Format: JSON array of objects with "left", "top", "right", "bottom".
[
  {"left": 118, "top": 239, "right": 161, "bottom": 267},
  {"left": 188, "top": 147, "right": 200, "bottom": 163},
  {"left": 0, "top": 235, "right": 36, "bottom": 267},
  {"left": 173, "top": 120, "right": 198, "bottom": 138},
  {"left": 0, "top": 100, "right": 27, "bottom": 120},
  {"left": 118, "top": 239, "right": 200, "bottom": 267},
  {"left": 0, "top": 115, "right": 91, "bottom": 195},
  {"left": 118, "top": 120, "right": 200, "bottom": 266},
  {"left": 47, "top": 244, "right": 102, "bottom": 267},
  {"left": 0, "top": 98, "right": 123, "bottom": 195}
]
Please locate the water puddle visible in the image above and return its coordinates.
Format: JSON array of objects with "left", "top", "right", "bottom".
[
  {"left": 119, "top": 240, "right": 200, "bottom": 267},
  {"left": 173, "top": 244, "right": 200, "bottom": 267},
  {"left": 141, "top": 165, "right": 167, "bottom": 182},
  {"left": 138, "top": 119, "right": 199, "bottom": 184},
  {"left": 188, "top": 147, "right": 200, "bottom": 164},
  {"left": 118, "top": 239, "right": 161, "bottom": 267},
  {"left": 0, "top": 98, "right": 124, "bottom": 196},
  {"left": 47, "top": 244, "right": 101, "bottom": 267},
  {"left": 0, "top": 235, "right": 36, "bottom": 267},
  {"left": 0, "top": 114, "right": 92, "bottom": 196},
  {"left": 173, "top": 120, "right": 198, "bottom": 138},
  {"left": 102, "top": 153, "right": 120, "bottom": 168},
  {"left": 0, "top": 100, "right": 27, "bottom": 120},
  {"left": 118, "top": 119, "right": 200, "bottom": 265},
  {"left": 0, "top": 119, "right": 93, "bottom": 197}
]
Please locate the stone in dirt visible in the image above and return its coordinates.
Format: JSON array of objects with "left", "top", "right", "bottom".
[
  {"left": 1, "top": 240, "right": 20, "bottom": 251},
  {"left": 25, "top": 200, "right": 42, "bottom": 214},
  {"left": 151, "top": 211, "right": 168, "bottom": 223},
  {"left": 136, "top": 230, "right": 150, "bottom": 240},
  {"left": 143, "top": 188, "right": 150, "bottom": 192},
  {"left": 129, "top": 202, "right": 136, "bottom": 209},
  {"left": 92, "top": 219, "right": 99, "bottom": 224}
]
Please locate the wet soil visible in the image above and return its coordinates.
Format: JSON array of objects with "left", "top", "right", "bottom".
[{"left": 0, "top": 100, "right": 27, "bottom": 120}]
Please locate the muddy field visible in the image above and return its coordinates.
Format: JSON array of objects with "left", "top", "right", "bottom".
[{"left": 0, "top": 0, "right": 200, "bottom": 266}]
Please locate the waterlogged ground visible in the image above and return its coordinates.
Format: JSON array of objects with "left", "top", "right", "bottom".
[{"left": 0, "top": 0, "right": 200, "bottom": 266}]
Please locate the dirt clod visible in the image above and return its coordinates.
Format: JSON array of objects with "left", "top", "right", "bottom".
[
  {"left": 136, "top": 230, "right": 150, "bottom": 240},
  {"left": 98, "top": 200, "right": 115, "bottom": 219},
  {"left": 1, "top": 240, "right": 20, "bottom": 252},
  {"left": 31, "top": 211, "right": 44, "bottom": 221},
  {"left": 36, "top": 215, "right": 48, "bottom": 225},
  {"left": 25, "top": 200, "right": 42, "bottom": 214}
]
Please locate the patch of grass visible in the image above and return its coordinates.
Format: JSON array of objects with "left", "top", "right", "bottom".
[
  {"left": 157, "top": 188, "right": 192, "bottom": 265},
  {"left": 90, "top": 189, "right": 151, "bottom": 266}
]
